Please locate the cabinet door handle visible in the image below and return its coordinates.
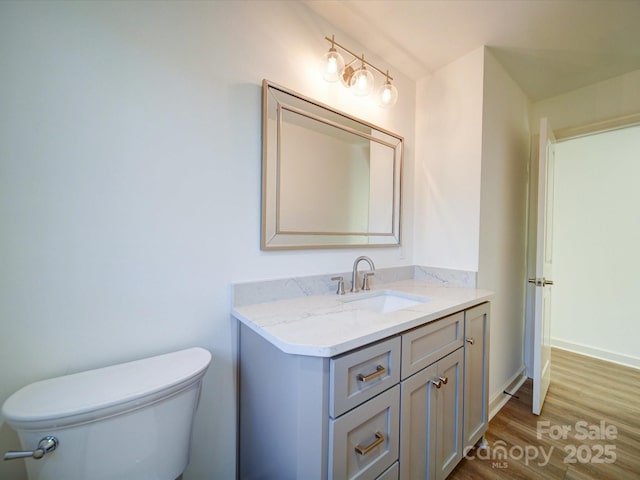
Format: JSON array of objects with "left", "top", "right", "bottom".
[
  {"left": 357, "top": 365, "right": 386, "bottom": 383},
  {"left": 354, "top": 432, "right": 385, "bottom": 456},
  {"left": 431, "top": 379, "right": 442, "bottom": 389},
  {"left": 438, "top": 376, "right": 448, "bottom": 385},
  {"left": 466, "top": 337, "right": 474, "bottom": 345}
]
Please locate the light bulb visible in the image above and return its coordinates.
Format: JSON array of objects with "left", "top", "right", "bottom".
[
  {"left": 321, "top": 48, "right": 345, "bottom": 82},
  {"left": 378, "top": 80, "right": 398, "bottom": 107},
  {"left": 350, "top": 66, "right": 374, "bottom": 96}
]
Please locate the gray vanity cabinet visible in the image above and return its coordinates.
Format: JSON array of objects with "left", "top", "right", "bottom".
[
  {"left": 238, "top": 302, "right": 489, "bottom": 480},
  {"left": 462, "top": 302, "right": 490, "bottom": 450},
  {"left": 239, "top": 324, "right": 402, "bottom": 480}
]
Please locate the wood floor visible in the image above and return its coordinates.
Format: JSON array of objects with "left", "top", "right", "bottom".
[{"left": 449, "top": 348, "right": 640, "bottom": 479}]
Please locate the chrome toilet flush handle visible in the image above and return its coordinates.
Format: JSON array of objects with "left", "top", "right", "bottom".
[{"left": 3, "top": 436, "right": 58, "bottom": 461}]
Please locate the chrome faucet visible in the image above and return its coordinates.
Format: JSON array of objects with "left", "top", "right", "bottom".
[{"left": 351, "top": 256, "right": 376, "bottom": 293}]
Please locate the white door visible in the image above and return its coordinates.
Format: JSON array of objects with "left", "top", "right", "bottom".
[{"left": 531, "top": 118, "right": 556, "bottom": 415}]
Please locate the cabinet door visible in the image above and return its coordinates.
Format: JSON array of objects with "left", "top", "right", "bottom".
[
  {"left": 400, "top": 348, "right": 464, "bottom": 480},
  {"left": 463, "top": 302, "right": 490, "bottom": 450},
  {"left": 434, "top": 348, "right": 464, "bottom": 480},
  {"left": 399, "top": 363, "right": 437, "bottom": 480}
]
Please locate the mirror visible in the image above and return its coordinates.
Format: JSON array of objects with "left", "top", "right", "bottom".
[{"left": 262, "top": 80, "right": 403, "bottom": 250}]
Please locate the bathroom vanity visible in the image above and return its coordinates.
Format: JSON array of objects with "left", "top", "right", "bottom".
[{"left": 233, "top": 280, "right": 492, "bottom": 480}]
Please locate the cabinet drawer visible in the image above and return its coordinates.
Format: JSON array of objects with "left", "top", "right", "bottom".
[
  {"left": 329, "top": 385, "right": 400, "bottom": 480},
  {"left": 330, "top": 336, "right": 401, "bottom": 418},
  {"left": 401, "top": 312, "right": 463, "bottom": 379}
]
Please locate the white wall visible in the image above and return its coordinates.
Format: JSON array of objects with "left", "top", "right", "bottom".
[
  {"left": 0, "top": 2, "right": 416, "bottom": 479},
  {"left": 530, "top": 68, "right": 640, "bottom": 134},
  {"left": 415, "top": 47, "right": 531, "bottom": 411},
  {"left": 551, "top": 125, "right": 640, "bottom": 367},
  {"left": 414, "top": 47, "right": 485, "bottom": 271},
  {"left": 478, "top": 50, "right": 531, "bottom": 399}
]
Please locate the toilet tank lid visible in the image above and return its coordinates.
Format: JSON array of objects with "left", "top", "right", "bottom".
[{"left": 2, "top": 347, "right": 212, "bottom": 424}]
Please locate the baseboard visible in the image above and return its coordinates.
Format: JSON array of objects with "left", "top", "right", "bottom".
[
  {"left": 551, "top": 338, "right": 640, "bottom": 370},
  {"left": 488, "top": 366, "right": 527, "bottom": 421}
]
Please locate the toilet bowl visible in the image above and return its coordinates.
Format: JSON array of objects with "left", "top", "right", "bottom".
[{"left": 2, "top": 347, "right": 211, "bottom": 480}]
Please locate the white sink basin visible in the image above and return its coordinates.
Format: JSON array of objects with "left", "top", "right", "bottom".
[{"left": 342, "top": 290, "right": 431, "bottom": 313}]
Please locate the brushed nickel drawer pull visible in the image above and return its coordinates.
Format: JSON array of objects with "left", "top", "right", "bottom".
[
  {"left": 438, "top": 376, "right": 448, "bottom": 385},
  {"left": 431, "top": 378, "right": 442, "bottom": 389},
  {"left": 355, "top": 432, "right": 385, "bottom": 456},
  {"left": 357, "top": 365, "right": 386, "bottom": 383},
  {"left": 466, "top": 337, "right": 474, "bottom": 345}
]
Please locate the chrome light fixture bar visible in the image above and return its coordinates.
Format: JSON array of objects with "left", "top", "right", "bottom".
[{"left": 321, "top": 35, "right": 398, "bottom": 108}]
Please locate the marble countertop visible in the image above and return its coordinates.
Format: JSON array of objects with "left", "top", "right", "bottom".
[{"left": 232, "top": 279, "right": 494, "bottom": 357}]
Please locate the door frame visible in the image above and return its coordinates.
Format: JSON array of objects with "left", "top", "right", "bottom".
[{"left": 523, "top": 112, "right": 640, "bottom": 379}]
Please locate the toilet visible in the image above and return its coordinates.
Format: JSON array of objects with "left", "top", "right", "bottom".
[{"left": 2, "top": 347, "right": 211, "bottom": 480}]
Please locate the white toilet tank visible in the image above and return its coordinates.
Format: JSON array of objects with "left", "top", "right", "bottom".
[{"left": 2, "top": 347, "right": 211, "bottom": 480}]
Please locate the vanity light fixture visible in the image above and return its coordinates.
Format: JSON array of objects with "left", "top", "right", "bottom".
[{"left": 320, "top": 35, "right": 398, "bottom": 107}]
